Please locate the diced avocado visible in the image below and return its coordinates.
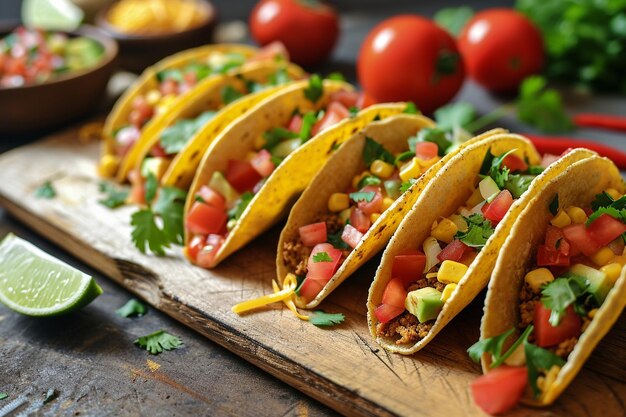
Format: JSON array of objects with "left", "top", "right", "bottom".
[
  {"left": 208, "top": 171, "right": 240, "bottom": 209},
  {"left": 271, "top": 138, "right": 301, "bottom": 157},
  {"left": 570, "top": 263, "right": 612, "bottom": 304},
  {"left": 405, "top": 287, "right": 444, "bottom": 323},
  {"left": 384, "top": 179, "right": 402, "bottom": 200},
  {"left": 141, "top": 157, "right": 169, "bottom": 180}
]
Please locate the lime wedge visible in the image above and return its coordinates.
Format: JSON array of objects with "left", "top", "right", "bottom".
[
  {"left": 0, "top": 233, "right": 102, "bottom": 317},
  {"left": 22, "top": 0, "right": 84, "bottom": 32}
]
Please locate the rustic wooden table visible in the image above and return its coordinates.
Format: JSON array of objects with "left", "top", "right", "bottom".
[{"left": 1, "top": 1, "right": 625, "bottom": 416}]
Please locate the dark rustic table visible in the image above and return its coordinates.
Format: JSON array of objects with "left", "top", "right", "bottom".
[{"left": 1, "top": 1, "right": 625, "bottom": 416}]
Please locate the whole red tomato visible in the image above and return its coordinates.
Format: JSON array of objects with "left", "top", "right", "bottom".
[
  {"left": 249, "top": 0, "right": 339, "bottom": 67},
  {"left": 357, "top": 15, "right": 465, "bottom": 114},
  {"left": 458, "top": 9, "right": 544, "bottom": 93}
]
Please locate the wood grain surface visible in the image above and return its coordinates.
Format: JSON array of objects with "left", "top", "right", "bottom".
[{"left": 0, "top": 127, "right": 624, "bottom": 417}]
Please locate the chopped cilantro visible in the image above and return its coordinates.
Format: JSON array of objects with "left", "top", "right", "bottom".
[
  {"left": 348, "top": 106, "right": 359, "bottom": 117},
  {"left": 299, "top": 111, "right": 318, "bottom": 142},
  {"left": 326, "top": 72, "right": 345, "bottom": 81},
  {"left": 433, "top": 102, "right": 476, "bottom": 132},
  {"left": 549, "top": 194, "right": 559, "bottom": 216},
  {"left": 591, "top": 191, "right": 615, "bottom": 211},
  {"left": 228, "top": 192, "right": 254, "bottom": 221},
  {"left": 525, "top": 338, "right": 565, "bottom": 398},
  {"left": 363, "top": 137, "right": 395, "bottom": 166},
  {"left": 403, "top": 102, "right": 418, "bottom": 114},
  {"left": 262, "top": 127, "right": 298, "bottom": 150},
  {"left": 98, "top": 181, "right": 128, "bottom": 209},
  {"left": 221, "top": 85, "right": 244, "bottom": 105},
  {"left": 327, "top": 230, "right": 349, "bottom": 250},
  {"left": 270, "top": 155, "right": 284, "bottom": 166},
  {"left": 489, "top": 149, "right": 517, "bottom": 188},
  {"left": 116, "top": 298, "right": 148, "bottom": 318},
  {"left": 399, "top": 179, "right": 416, "bottom": 193},
  {"left": 395, "top": 151, "right": 415, "bottom": 165},
  {"left": 349, "top": 191, "right": 375, "bottom": 203},
  {"left": 134, "top": 330, "right": 183, "bottom": 355},
  {"left": 304, "top": 74, "right": 324, "bottom": 103},
  {"left": 468, "top": 325, "right": 533, "bottom": 368},
  {"left": 156, "top": 69, "right": 183, "bottom": 83},
  {"left": 35, "top": 181, "right": 56, "bottom": 199},
  {"left": 541, "top": 275, "right": 590, "bottom": 326},
  {"left": 312, "top": 251, "right": 333, "bottom": 263},
  {"left": 516, "top": 76, "right": 573, "bottom": 133},
  {"left": 505, "top": 174, "right": 534, "bottom": 199},
  {"left": 144, "top": 172, "right": 158, "bottom": 204},
  {"left": 528, "top": 166, "right": 545, "bottom": 175},
  {"left": 455, "top": 214, "right": 495, "bottom": 249},
  {"left": 310, "top": 311, "right": 345, "bottom": 327},
  {"left": 357, "top": 175, "right": 381, "bottom": 188},
  {"left": 160, "top": 111, "right": 215, "bottom": 154},
  {"left": 267, "top": 68, "right": 291, "bottom": 86}
]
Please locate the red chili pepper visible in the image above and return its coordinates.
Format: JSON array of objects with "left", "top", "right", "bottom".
[
  {"left": 524, "top": 134, "right": 626, "bottom": 169},
  {"left": 573, "top": 113, "right": 626, "bottom": 132}
]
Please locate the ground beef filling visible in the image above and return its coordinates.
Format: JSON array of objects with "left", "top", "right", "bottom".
[
  {"left": 282, "top": 213, "right": 343, "bottom": 276},
  {"left": 376, "top": 311, "right": 433, "bottom": 345}
]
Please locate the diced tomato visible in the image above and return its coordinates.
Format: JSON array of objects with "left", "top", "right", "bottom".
[
  {"left": 471, "top": 366, "right": 528, "bottom": 415},
  {"left": 350, "top": 208, "right": 371, "bottom": 233},
  {"left": 249, "top": 149, "right": 276, "bottom": 177},
  {"left": 341, "top": 224, "right": 363, "bottom": 249},
  {"left": 185, "top": 201, "right": 228, "bottom": 235},
  {"left": 250, "top": 41, "right": 290, "bottom": 62},
  {"left": 195, "top": 234, "right": 225, "bottom": 268},
  {"left": 160, "top": 78, "right": 179, "bottom": 96},
  {"left": 414, "top": 141, "right": 439, "bottom": 160},
  {"left": 357, "top": 185, "right": 383, "bottom": 215},
  {"left": 299, "top": 222, "right": 327, "bottom": 247},
  {"left": 392, "top": 250, "right": 426, "bottom": 286},
  {"left": 502, "top": 153, "right": 528, "bottom": 173},
  {"left": 306, "top": 243, "right": 343, "bottom": 282},
  {"left": 437, "top": 239, "right": 471, "bottom": 263},
  {"left": 373, "top": 303, "right": 405, "bottom": 325},
  {"left": 150, "top": 143, "right": 168, "bottom": 157},
  {"left": 562, "top": 224, "right": 602, "bottom": 257},
  {"left": 536, "top": 245, "right": 570, "bottom": 266},
  {"left": 329, "top": 90, "right": 360, "bottom": 108},
  {"left": 226, "top": 159, "right": 262, "bottom": 193},
  {"left": 541, "top": 153, "right": 560, "bottom": 168},
  {"left": 298, "top": 277, "right": 326, "bottom": 302},
  {"left": 587, "top": 213, "right": 626, "bottom": 247},
  {"left": 482, "top": 190, "right": 513, "bottom": 224},
  {"left": 197, "top": 185, "right": 226, "bottom": 210},
  {"left": 183, "top": 71, "right": 197, "bottom": 86},
  {"left": 545, "top": 226, "right": 566, "bottom": 251},
  {"left": 311, "top": 101, "right": 350, "bottom": 136},
  {"left": 287, "top": 114, "right": 303, "bottom": 133},
  {"left": 534, "top": 303, "right": 582, "bottom": 347},
  {"left": 187, "top": 235, "right": 206, "bottom": 261}
]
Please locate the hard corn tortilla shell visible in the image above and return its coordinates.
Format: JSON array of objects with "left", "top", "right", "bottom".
[
  {"left": 279, "top": 117, "right": 508, "bottom": 309},
  {"left": 185, "top": 81, "right": 408, "bottom": 267},
  {"left": 479, "top": 156, "right": 625, "bottom": 406},
  {"left": 367, "top": 138, "right": 595, "bottom": 355},
  {"left": 118, "top": 62, "right": 306, "bottom": 186},
  {"left": 101, "top": 44, "right": 258, "bottom": 178}
]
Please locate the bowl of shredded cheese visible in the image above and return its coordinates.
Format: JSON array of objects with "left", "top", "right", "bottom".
[{"left": 96, "top": 0, "right": 216, "bottom": 72}]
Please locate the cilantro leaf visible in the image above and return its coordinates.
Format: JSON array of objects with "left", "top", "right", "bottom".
[
  {"left": 516, "top": 76, "right": 573, "bottom": 133},
  {"left": 549, "top": 194, "right": 559, "bottom": 216},
  {"left": 116, "top": 299, "right": 148, "bottom": 318},
  {"left": 35, "top": 181, "right": 56, "bottom": 199},
  {"left": 489, "top": 149, "right": 517, "bottom": 188},
  {"left": 363, "top": 137, "right": 395, "bottom": 166},
  {"left": 395, "top": 151, "right": 415, "bottom": 165},
  {"left": 152, "top": 186, "right": 186, "bottom": 245},
  {"left": 587, "top": 206, "right": 626, "bottom": 226},
  {"left": 312, "top": 251, "right": 333, "bottom": 263},
  {"left": 156, "top": 69, "right": 183, "bottom": 83},
  {"left": 267, "top": 67, "right": 291, "bottom": 86},
  {"left": 310, "top": 311, "right": 345, "bottom": 327},
  {"left": 228, "top": 192, "right": 254, "bottom": 221},
  {"left": 349, "top": 106, "right": 359, "bottom": 118},
  {"left": 0, "top": 393, "right": 7, "bottom": 401},
  {"left": 299, "top": 111, "right": 318, "bottom": 142},
  {"left": 399, "top": 179, "right": 416, "bottom": 193},
  {"left": 304, "top": 75, "right": 323, "bottom": 103},
  {"left": 434, "top": 102, "right": 476, "bottom": 131},
  {"left": 357, "top": 175, "right": 381, "bottom": 189},
  {"left": 524, "top": 339, "right": 565, "bottom": 398},
  {"left": 434, "top": 6, "right": 474, "bottom": 36},
  {"left": 328, "top": 230, "right": 349, "bottom": 250},
  {"left": 130, "top": 209, "right": 170, "bottom": 256},
  {"left": 591, "top": 191, "right": 615, "bottom": 211},
  {"left": 468, "top": 326, "right": 533, "bottom": 368},
  {"left": 98, "top": 181, "right": 128, "bottom": 209},
  {"left": 221, "top": 85, "right": 244, "bottom": 105},
  {"left": 455, "top": 214, "right": 495, "bottom": 249},
  {"left": 349, "top": 191, "right": 375, "bottom": 203},
  {"left": 326, "top": 72, "right": 345, "bottom": 81},
  {"left": 505, "top": 174, "right": 535, "bottom": 199},
  {"left": 160, "top": 111, "right": 215, "bottom": 154},
  {"left": 403, "top": 102, "right": 418, "bottom": 114},
  {"left": 409, "top": 128, "right": 451, "bottom": 157},
  {"left": 540, "top": 275, "right": 589, "bottom": 326},
  {"left": 134, "top": 330, "right": 183, "bottom": 355},
  {"left": 144, "top": 172, "right": 158, "bottom": 204},
  {"left": 294, "top": 274, "right": 306, "bottom": 296},
  {"left": 262, "top": 127, "right": 298, "bottom": 150}
]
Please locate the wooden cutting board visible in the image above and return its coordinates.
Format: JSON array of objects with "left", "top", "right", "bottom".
[{"left": 1, "top": 127, "right": 624, "bottom": 417}]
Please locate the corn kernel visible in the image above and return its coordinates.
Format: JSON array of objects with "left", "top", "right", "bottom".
[
  {"left": 370, "top": 213, "right": 381, "bottom": 223},
  {"left": 564, "top": 206, "right": 587, "bottom": 224},
  {"left": 437, "top": 260, "right": 468, "bottom": 284},
  {"left": 418, "top": 156, "right": 439, "bottom": 172},
  {"left": 588, "top": 308, "right": 598, "bottom": 319},
  {"left": 155, "top": 95, "right": 176, "bottom": 115},
  {"left": 431, "top": 218, "right": 458, "bottom": 244},
  {"left": 352, "top": 171, "right": 370, "bottom": 188},
  {"left": 591, "top": 247, "right": 615, "bottom": 266},
  {"left": 382, "top": 197, "right": 394, "bottom": 211},
  {"left": 145, "top": 89, "right": 162, "bottom": 106},
  {"left": 328, "top": 193, "right": 350, "bottom": 212},
  {"left": 613, "top": 255, "right": 626, "bottom": 266},
  {"left": 524, "top": 268, "right": 555, "bottom": 293},
  {"left": 606, "top": 188, "right": 622, "bottom": 200},
  {"left": 338, "top": 208, "right": 351, "bottom": 224},
  {"left": 465, "top": 187, "right": 484, "bottom": 208},
  {"left": 98, "top": 154, "right": 120, "bottom": 178},
  {"left": 370, "top": 159, "right": 395, "bottom": 179},
  {"left": 425, "top": 272, "right": 438, "bottom": 279},
  {"left": 399, "top": 158, "right": 422, "bottom": 182},
  {"left": 254, "top": 135, "right": 266, "bottom": 150},
  {"left": 600, "top": 262, "right": 623, "bottom": 284},
  {"left": 550, "top": 209, "right": 571, "bottom": 228},
  {"left": 441, "top": 283, "right": 457, "bottom": 302}
]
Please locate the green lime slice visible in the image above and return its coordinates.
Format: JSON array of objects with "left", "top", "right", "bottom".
[
  {"left": 0, "top": 233, "right": 102, "bottom": 317},
  {"left": 22, "top": 0, "right": 84, "bottom": 32}
]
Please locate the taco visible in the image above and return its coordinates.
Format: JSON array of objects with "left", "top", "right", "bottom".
[
  {"left": 276, "top": 114, "right": 507, "bottom": 309},
  {"left": 469, "top": 155, "right": 625, "bottom": 414},
  {"left": 123, "top": 61, "right": 306, "bottom": 203},
  {"left": 99, "top": 43, "right": 284, "bottom": 179},
  {"left": 183, "top": 77, "right": 407, "bottom": 268},
  {"left": 366, "top": 135, "right": 597, "bottom": 355}
]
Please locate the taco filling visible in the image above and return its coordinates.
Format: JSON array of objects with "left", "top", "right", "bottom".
[
  {"left": 468, "top": 187, "right": 626, "bottom": 415},
  {"left": 127, "top": 68, "right": 295, "bottom": 204},
  {"left": 283, "top": 131, "right": 454, "bottom": 303},
  {"left": 185, "top": 89, "right": 362, "bottom": 267},
  {"left": 375, "top": 149, "right": 543, "bottom": 344},
  {"left": 112, "top": 45, "right": 282, "bottom": 159}
]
